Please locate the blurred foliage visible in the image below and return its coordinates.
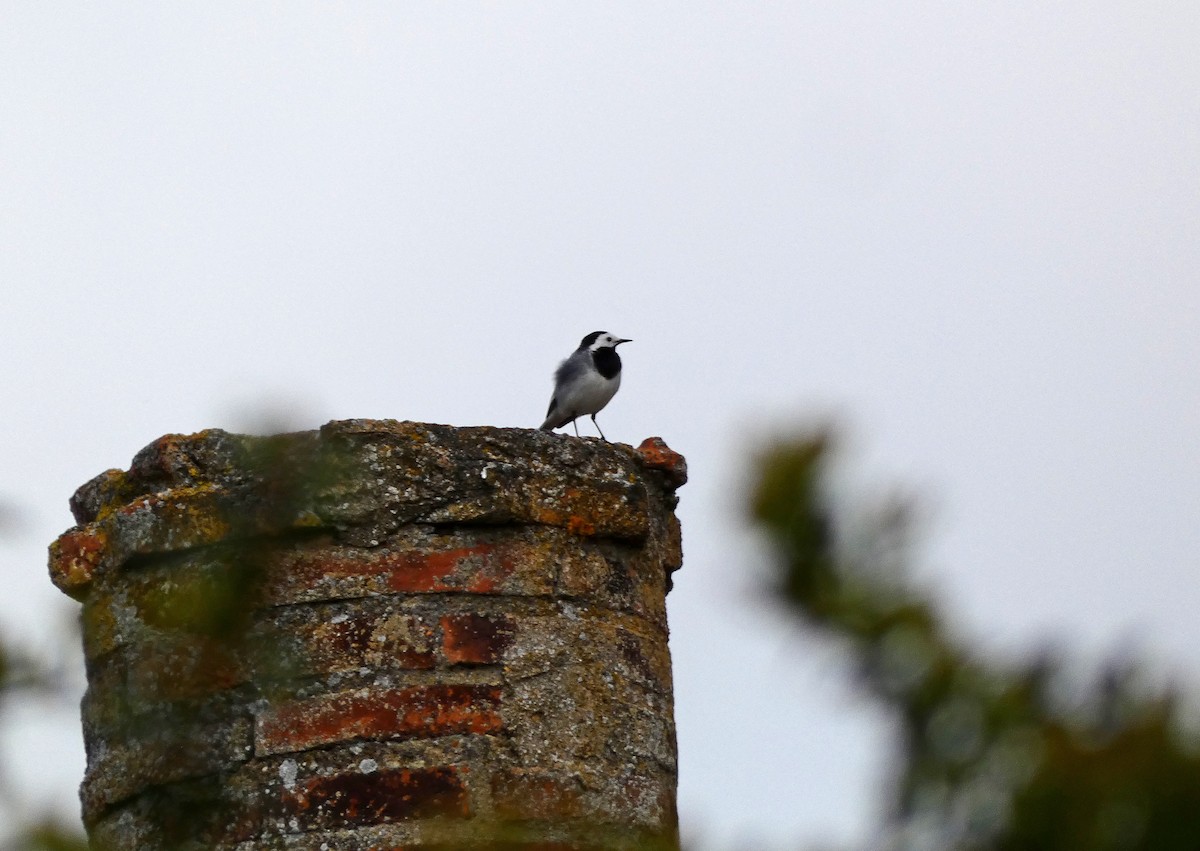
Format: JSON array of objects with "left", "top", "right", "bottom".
[
  {"left": 1, "top": 493, "right": 86, "bottom": 847},
  {"left": 6, "top": 822, "right": 89, "bottom": 851},
  {"left": 0, "top": 639, "right": 88, "bottom": 851},
  {"left": 752, "top": 431, "right": 1200, "bottom": 851}
]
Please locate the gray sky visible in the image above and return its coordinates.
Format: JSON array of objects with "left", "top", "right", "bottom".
[{"left": 1, "top": 3, "right": 1198, "bottom": 847}]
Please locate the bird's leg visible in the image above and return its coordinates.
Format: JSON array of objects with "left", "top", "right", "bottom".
[
  {"left": 591, "top": 414, "right": 607, "bottom": 442},
  {"left": 572, "top": 419, "right": 580, "bottom": 438}
]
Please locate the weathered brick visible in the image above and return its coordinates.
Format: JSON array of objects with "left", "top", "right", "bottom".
[
  {"left": 635, "top": 438, "right": 688, "bottom": 488},
  {"left": 614, "top": 772, "right": 678, "bottom": 834},
  {"left": 555, "top": 543, "right": 670, "bottom": 626},
  {"left": 81, "top": 665, "right": 129, "bottom": 747},
  {"left": 256, "top": 684, "right": 503, "bottom": 756},
  {"left": 272, "top": 543, "right": 521, "bottom": 596},
  {"left": 279, "top": 765, "right": 469, "bottom": 830},
  {"left": 80, "top": 587, "right": 121, "bottom": 663},
  {"left": 553, "top": 548, "right": 612, "bottom": 601},
  {"left": 263, "top": 603, "right": 437, "bottom": 679},
  {"left": 56, "top": 422, "right": 685, "bottom": 848},
  {"left": 605, "top": 704, "right": 677, "bottom": 773},
  {"left": 387, "top": 545, "right": 513, "bottom": 593},
  {"left": 81, "top": 716, "right": 254, "bottom": 825},
  {"left": 442, "top": 614, "right": 514, "bottom": 666},
  {"left": 263, "top": 532, "right": 558, "bottom": 604},
  {"left": 112, "top": 488, "right": 236, "bottom": 558},
  {"left": 49, "top": 524, "right": 108, "bottom": 599},
  {"left": 613, "top": 627, "right": 673, "bottom": 698},
  {"left": 125, "top": 633, "right": 246, "bottom": 704},
  {"left": 491, "top": 769, "right": 585, "bottom": 820}
]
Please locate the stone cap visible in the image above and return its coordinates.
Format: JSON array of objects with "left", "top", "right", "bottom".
[{"left": 50, "top": 419, "right": 687, "bottom": 601}]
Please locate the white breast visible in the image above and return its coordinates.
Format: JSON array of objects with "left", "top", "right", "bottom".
[{"left": 561, "top": 368, "right": 621, "bottom": 418}]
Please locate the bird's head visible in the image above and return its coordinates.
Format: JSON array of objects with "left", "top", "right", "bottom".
[{"left": 581, "top": 331, "right": 632, "bottom": 351}]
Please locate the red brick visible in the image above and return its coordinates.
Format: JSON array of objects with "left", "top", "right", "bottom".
[
  {"left": 281, "top": 766, "right": 468, "bottom": 829},
  {"left": 385, "top": 545, "right": 516, "bottom": 593},
  {"left": 272, "top": 541, "right": 523, "bottom": 599},
  {"left": 441, "top": 614, "right": 514, "bottom": 666},
  {"left": 256, "top": 684, "right": 502, "bottom": 755}
]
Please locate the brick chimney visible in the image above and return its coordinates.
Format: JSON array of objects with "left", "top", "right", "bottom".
[{"left": 50, "top": 419, "right": 686, "bottom": 850}]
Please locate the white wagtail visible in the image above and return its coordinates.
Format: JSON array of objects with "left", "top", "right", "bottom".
[{"left": 539, "top": 331, "right": 632, "bottom": 441}]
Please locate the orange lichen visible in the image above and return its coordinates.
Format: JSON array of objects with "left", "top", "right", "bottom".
[
  {"left": 566, "top": 515, "right": 597, "bottom": 536},
  {"left": 636, "top": 437, "right": 688, "bottom": 487},
  {"left": 48, "top": 525, "right": 108, "bottom": 599}
]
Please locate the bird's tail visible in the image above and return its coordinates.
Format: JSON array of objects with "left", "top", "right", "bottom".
[{"left": 540, "top": 398, "right": 567, "bottom": 431}]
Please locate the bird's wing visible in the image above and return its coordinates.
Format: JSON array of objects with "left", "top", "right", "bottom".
[
  {"left": 541, "top": 352, "right": 587, "bottom": 428},
  {"left": 553, "top": 350, "right": 588, "bottom": 387}
]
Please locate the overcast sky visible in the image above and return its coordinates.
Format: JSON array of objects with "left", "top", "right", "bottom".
[{"left": 1, "top": 3, "right": 1197, "bottom": 847}]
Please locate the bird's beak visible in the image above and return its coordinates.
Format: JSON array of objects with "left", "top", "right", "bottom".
[{"left": 616, "top": 338, "right": 632, "bottom": 346}]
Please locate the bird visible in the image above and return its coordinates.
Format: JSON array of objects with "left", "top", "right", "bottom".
[{"left": 540, "top": 331, "right": 632, "bottom": 441}]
